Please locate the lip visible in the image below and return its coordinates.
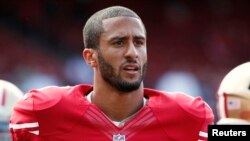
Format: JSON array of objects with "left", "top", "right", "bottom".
[{"left": 122, "top": 63, "right": 140, "bottom": 74}]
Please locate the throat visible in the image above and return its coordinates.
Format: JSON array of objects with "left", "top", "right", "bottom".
[{"left": 86, "top": 91, "right": 147, "bottom": 127}]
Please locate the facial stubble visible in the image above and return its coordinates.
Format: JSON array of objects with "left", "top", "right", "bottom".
[{"left": 97, "top": 51, "right": 147, "bottom": 92}]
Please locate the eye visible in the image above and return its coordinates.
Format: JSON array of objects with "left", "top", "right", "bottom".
[
  {"left": 116, "top": 40, "right": 124, "bottom": 45},
  {"left": 134, "top": 39, "right": 145, "bottom": 47},
  {"left": 112, "top": 40, "right": 124, "bottom": 47}
]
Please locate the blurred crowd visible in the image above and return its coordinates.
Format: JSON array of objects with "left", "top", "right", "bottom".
[{"left": 1, "top": 0, "right": 250, "bottom": 123}]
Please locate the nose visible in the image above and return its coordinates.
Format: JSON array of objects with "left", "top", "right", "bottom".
[{"left": 125, "top": 42, "right": 138, "bottom": 59}]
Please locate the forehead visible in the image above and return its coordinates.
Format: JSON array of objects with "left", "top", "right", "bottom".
[{"left": 101, "top": 16, "right": 146, "bottom": 38}]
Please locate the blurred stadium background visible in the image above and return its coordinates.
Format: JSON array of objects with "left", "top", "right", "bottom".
[{"left": 1, "top": 0, "right": 250, "bottom": 131}]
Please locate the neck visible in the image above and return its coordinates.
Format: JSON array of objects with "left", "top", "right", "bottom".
[{"left": 91, "top": 84, "right": 144, "bottom": 121}]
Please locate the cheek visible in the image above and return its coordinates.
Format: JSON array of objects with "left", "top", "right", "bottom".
[
  {"left": 103, "top": 53, "right": 121, "bottom": 66},
  {"left": 100, "top": 53, "right": 120, "bottom": 70},
  {"left": 139, "top": 49, "right": 147, "bottom": 63}
]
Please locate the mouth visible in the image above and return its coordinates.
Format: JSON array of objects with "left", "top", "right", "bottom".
[{"left": 122, "top": 64, "right": 140, "bottom": 73}]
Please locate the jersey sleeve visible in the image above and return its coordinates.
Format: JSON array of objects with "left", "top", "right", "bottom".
[
  {"left": 9, "top": 88, "right": 59, "bottom": 141},
  {"left": 176, "top": 93, "right": 214, "bottom": 140},
  {"left": 149, "top": 90, "right": 215, "bottom": 141},
  {"left": 195, "top": 97, "right": 214, "bottom": 141},
  {"left": 9, "top": 91, "right": 42, "bottom": 141}
]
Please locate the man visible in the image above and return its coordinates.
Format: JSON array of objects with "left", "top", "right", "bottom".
[
  {"left": 9, "top": 6, "right": 214, "bottom": 141},
  {"left": 217, "top": 62, "right": 250, "bottom": 124}
]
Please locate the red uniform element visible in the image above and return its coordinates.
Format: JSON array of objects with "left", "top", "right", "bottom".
[{"left": 10, "top": 85, "right": 214, "bottom": 141}]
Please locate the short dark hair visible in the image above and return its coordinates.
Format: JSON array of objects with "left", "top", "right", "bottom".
[{"left": 83, "top": 6, "right": 145, "bottom": 49}]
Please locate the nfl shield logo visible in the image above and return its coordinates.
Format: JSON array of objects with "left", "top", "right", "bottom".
[{"left": 113, "top": 134, "right": 125, "bottom": 141}]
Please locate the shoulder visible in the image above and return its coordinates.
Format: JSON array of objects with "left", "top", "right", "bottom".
[
  {"left": 169, "top": 92, "right": 213, "bottom": 119},
  {"left": 144, "top": 88, "right": 214, "bottom": 140},
  {"left": 10, "top": 85, "right": 93, "bottom": 135},
  {"left": 145, "top": 88, "right": 214, "bottom": 119},
  {"left": 14, "top": 85, "right": 93, "bottom": 111},
  {"left": 20, "top": 86, "right": 71, "bottom": 111}
]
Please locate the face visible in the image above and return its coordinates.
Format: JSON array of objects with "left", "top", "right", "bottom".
[{"left": 98, "top": 16, "right": 147, "bottom": 92}]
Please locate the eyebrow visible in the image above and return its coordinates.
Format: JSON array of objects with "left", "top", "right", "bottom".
[
  {"left": 110, "top": 35, "right": 146, "bottom": 41},
  {"left": 111, "top": 36, "right": 127, "bottom": 41},
  {"left": 134, "top": 36, "right": 146, "bottom": 40}
]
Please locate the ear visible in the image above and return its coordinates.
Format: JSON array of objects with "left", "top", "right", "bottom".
[{"left": 82, "top": 48, "right": 97, "bottom": 67}]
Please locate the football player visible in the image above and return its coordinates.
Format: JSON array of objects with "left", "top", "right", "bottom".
[
  {"left": 9, "top": 6, "right": 214, "bottom": 141},
  {"left": 217, "top": 62, "right": 250, "bottom": 124}
]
